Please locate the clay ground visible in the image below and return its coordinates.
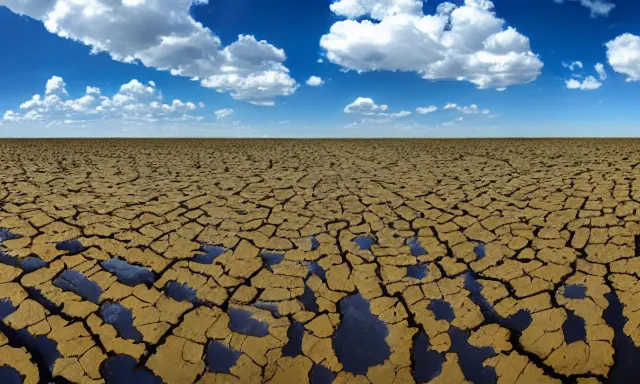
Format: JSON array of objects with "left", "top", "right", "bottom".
[{"left": 1, "top": 139, "right": 640, "bottom": 384}]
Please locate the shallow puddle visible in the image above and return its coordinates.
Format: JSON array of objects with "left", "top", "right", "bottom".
[
  {"left": 206, "top": 341, "right": 241, "bottom": 373},
  {"left": 332, "top": 294, "right": 391, "bottom": 374},
  {"left": 412, "top": 330, "right": 445, "bottom": 382},
  {"left": 305, "top": 261, "right": 327, "bottom": 282},
  {"left": 228, "top": 308, "right": 269, "bottom": 337},
  {"left": 428, "top": 299, "right": 455, "bottom": 322},
  {"left": 102, "top": 354, "right": 162, "bottom": 384},
  {"left": 449, "top": 327, "right": 497, "bottom": 383},
  {"left": 0, "top": 253, "right": 47, "bottom": 272},
  {"left": 192, "top": 245, "right": 226, "bottom": 264},
  {"left": 473, "top": 242, "right": 486, "bottom": 259},
  {"left": 310, "top": 364, "right": 336, "bottom": 384},
  {"left": 407, "top": 237, "right": 427, "bottom": 256},
  {"left": 55, "top": 239, "right": 86, "bottom": 255},
  {"left": 406, "top": 264, "right": 427, "bottom": 280},
  {"left": 163, "top": 281, "right": 198, "bottom": 303},
  {"left": 101, "top": 258, "right": 155, "bottom": 286},
  {"left": 603, "top": 290, "right": 640, "bottom": 383},
  {"left": 562, "top": 284, "right": 587, "bottom": 299},
  {"left": 282, "top": 321, "right": 304, "bottom": 357},
  {"left": 261, "top": 252, "right": 284, "bottom": 269},
  {"left": 311, "top": 236, "right": 320, "bottom": 251},
  {"left": 0, "top": 366, "right": 23, "bottom": 384},
  {"left": 354, "top": 236, "right": 376, "bottom": 251},
  {"left": 299, "top": 285, "right": 319, "bottom": 312},
  {"left": 562, "top": 310, "right": 586, "bottom": 344},
  {"left": 53, "top": 269, "right": 103, "bottom": 304},
  {"left": 100, "top": 303, "right": 143, "bottom": 342}
]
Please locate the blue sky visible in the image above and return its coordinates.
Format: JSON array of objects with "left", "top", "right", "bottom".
[{"left": 0, "top": 0, "right": 639, "bottom": 137}]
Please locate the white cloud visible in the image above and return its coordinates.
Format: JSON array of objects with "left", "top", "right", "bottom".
[
  {"left": 306, "top": 76, "right": 325, "bottom": 87},
  {"left": 317, "top": 58, "right": 324, "bottom": 63},
  {"left": 594, "top": 62, "right": 607, "bottom": 80},
  {"left": 389, "top": 111, "right": 412, "bottom": 118},
  {"left": 416, "top": 106, "right": 437, "bottom": 114},
  {"left": 1, "top": 76, "right": 205, "bottom": 126},
  {"left": 320, "top": 0, "right": 543, "bottom": 90},
  {"left": 565, "top": 75, "right": 602, "bottom": 90},
  {"left": 562, "top": 61, "right": 583, "bottom": 71},
  {"left": 444, "top": 103, "right": 490, "bottom": 114},
  {"left": 2, "top": 1, "right": 298, "bottom": 105},
  {"left": 553, "top": 0, "right": 615, "bottom": 17},
  {"left": 214, "top": 108, "right": 234, "bottom": 120},
  {"left": 606, "top": 34, "right": 640, "bottom": 82},
  {"left": 344, "top": 97, "right": 389, "bottom": 115}
]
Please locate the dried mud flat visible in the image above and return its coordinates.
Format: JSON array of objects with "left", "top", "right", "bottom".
[{"left": 1, "top": 138, "right": 640, "bottom": 384}]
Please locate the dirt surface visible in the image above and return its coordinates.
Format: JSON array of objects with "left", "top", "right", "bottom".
[{"left": 1, "top": 138, "right": 640, "bottom": 383}]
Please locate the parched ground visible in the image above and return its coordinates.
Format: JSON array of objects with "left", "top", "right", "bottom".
[{"left": 1, "top": 139, "right": 640, "bottom": 384}]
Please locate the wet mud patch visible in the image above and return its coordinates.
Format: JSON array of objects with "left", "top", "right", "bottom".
[
  {"left": 300, "top": 285, "right": 319, "bottom": 312},
  {"left": 56, "top": 239, "right": 86, "bottom": 255},
  {"left": 101, "top": 258, "right": 155, "bottom": 286},
  {"left": 310, "top": 364, "right": 336, "bottom": 384},
  {"left": 332, "top": 294, "right": 391, "bottom": 375},
  {"left": 603, "top": 290, "right": 640, "bottom": 383},
  {"left": 0, "top": 253, "right": 47, "bottom": 272},
  {"left": 206, "top": 341, "right": 241, "bottom": 374},
  {"left": 53, "top": 269, "right": 102, "bottom": 304},
  {"left": 163, "top": 281, "right": 198, "bottom": 303},
  {"left": 412, "top": 330, "right": 445, "bottom": 382},
  {"left": 428, "top": 299, "right": 455, "bottom": 322},
  {"left": 449, "top": 327, "right": 497, "bottom": 383},
  {"left": 354, "top": 236, "right": 376, "bottom": 251},
  {"left": 0, "top": 365, "right": 23, "bottom": 384},
  {"left": 192, "top": 245, "right": 226, "bottom": 264},
  {"left": 100, "top": 303, "right": 143, "bottom": 342},
  {"left": 228, "top": 308, "right": 269, "bottom": 337},
  {"left": 407, "top": 237, "right": 427, "bottom": 256},
  {"left": 406, "top": 264, "right": 427, "bottom": 280},
  {"left": 562, "top": 284, "right": 587, "bottom": 299},
  {"left": 562, "top": 310, "right": 586, "bottom": 344},
  {"left": 102, "top": 354, "right": 162, "bottom": 384},
  {"left": 282, "top": 321, "right": 305, "bottom": 357}
]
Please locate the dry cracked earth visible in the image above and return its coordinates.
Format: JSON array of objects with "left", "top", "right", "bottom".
[{"left": 1, "top": 139, "right": 640, "bottom": 384}]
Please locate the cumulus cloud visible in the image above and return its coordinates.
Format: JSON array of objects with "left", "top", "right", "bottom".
[
  {"left": 1, "top": 75, "right": 204, "bottom": 126},
  {"left": 606, "top": 34, "right": 640, "bottom": 82},
  {"left": 565, "top": 76, "right": 602, "bottom": 90},
  {"left": 344, "top": 97, "right": 389, "bottom": 115},
  {"left": 306, "top": 76, "right": 325, "bottom": 86},
  {"left": 444, "top": 103, "right": 491, "bottom": 114},
  {"left": 562, "top": 61, "right": 583, "bottom": 71},
  {"left": 594, "top": 63, "right": 607, "bottom": 80},
  {"left": 416, "top": 105, "right": 437, "bottom": 114},
  {"left": 214, "top": 108, "right": 234, "bottom": 120},
  {"left": 320, "top": 0, "right": 543, "bottom": 90},
  {"left": 2, "top": 0, "right": 298, "bottom": 105},
  {"left": 553, "top": 0, "right": 615, "bottom": 17}
]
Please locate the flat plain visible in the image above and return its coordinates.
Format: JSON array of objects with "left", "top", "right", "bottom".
[{"left": 1, "top": 138, "right": 640, "bottom": 384}]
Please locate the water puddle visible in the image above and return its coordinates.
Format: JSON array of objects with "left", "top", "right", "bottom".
[
  {"left": 0, "top": 228, "right": 19, "bottom": 242},
  {"left": 101, "top": 258, "right": 155, "bottom": 286},
  {"left": 406, "top": 264, "right": 427, "bottom": 280},
  {"left": 252, "top": 302, "right": 281, "bottom": 318},
  {"left": 310, "top": 364, "right": 336, "bottom": 384},
  {"left": 562, "top": 310, "right": 586, "bottom": 344},
  {"left": 332, "top": 294, "right": 391, "bottom": 374},
  {"left": 102, "top": 354, "right": 162, "bottom": 384},
  {"left": 474, "top": 242, "right": 486, "bottom": 259},
  {"left": 464, "top": 271, "right": 532, "bottom": 333},
  {"left": 428, "top": 299, "right": 455, "bottom": 322},
  {"left": 407, "top": 237, "right": 427, "bottom": 256},
  {"left": 603, "top": 290, "right": 640, "bottom": 383},
  {"left": 0, "top": 253, "right": 47, "bottom": 272},
  {"left": 261, "top": 252, "right": 284, "bottom": 270},
  {"left": 228, "top": 308, "right": 269, "bottom": 337},
  {"left": 562, "top": 284, "right": 587, "bottom": 299},
  {"left": 53, "top": 269, "right": 103, "bottom": 304},
  {"left": 163, "top": 281, "right": 198, "bottom": 303},
  {"left": 311, "top": 236, "right": 320, "bottom": 251},
  {"left": 449, "top": 326, "right": 497, "bottom": 383},
  {"left": 299, "top": 286, "right": 319, "bottom": 312},
  {"left": 305, "top": 261, "right": 327, "bottom": 282},
  {"left": 412, "top": 330, "right": 445, "bottom": 383},
  {"left": 55, "top": 239, "right": 86, "bottom": 255},
  {"left": 25, "top": 287, "right": 62, "bottom": 313},
  {"left": 192, "top": 245, "right": 226, "bottom": 264},
  {"left": 100, "top": 303, "right": 143, "bottom": 342},
  {"left": 354, "top": 236, "right": 376, "bottom": 251},
  {"left": 206, "top": 341, "right": 241, "bottom": 374},
  {"left": 282, "top": 321, "right": 304, "bottom": 357},
  {"left": 0, "top": 299, "right": 61, "bottom": 381},
  {"left": 0, "top": 366, "right": 23, "bottom": 384}
]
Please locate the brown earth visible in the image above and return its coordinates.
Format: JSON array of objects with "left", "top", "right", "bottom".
[{"left": 1, "top": 138, "right": 640, "bottom": 383}]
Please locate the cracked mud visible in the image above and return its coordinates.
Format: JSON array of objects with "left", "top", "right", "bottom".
[{"left": 1, "top": 138, "right": 640, "bottom": 383}]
